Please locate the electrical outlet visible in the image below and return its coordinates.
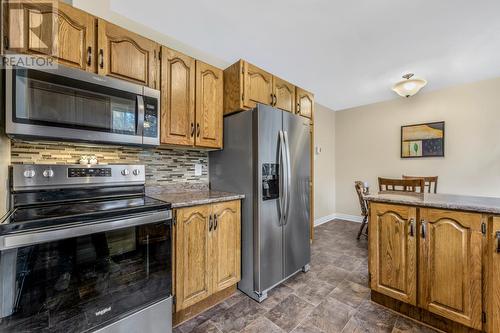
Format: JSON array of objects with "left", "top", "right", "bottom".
[{"left": 194, "top": 164, "right": 203, "bottom": 176}]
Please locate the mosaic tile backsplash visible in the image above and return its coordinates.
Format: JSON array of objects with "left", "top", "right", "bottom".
[{"left": 10, "top": 140, "right": 209, "bottom": 185}]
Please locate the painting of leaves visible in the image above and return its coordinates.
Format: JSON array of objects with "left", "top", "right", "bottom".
[{"left": 401, "top": 122, "right": 444, "bottom": 158}]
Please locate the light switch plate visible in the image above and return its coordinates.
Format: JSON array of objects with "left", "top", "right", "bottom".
[{"left": 194, "top": 164, "right": 203, "bottom": 176}]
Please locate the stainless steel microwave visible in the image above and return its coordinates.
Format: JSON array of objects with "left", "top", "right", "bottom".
[{"left": 5, "top": 65, "right": 160, "bottom": 146}]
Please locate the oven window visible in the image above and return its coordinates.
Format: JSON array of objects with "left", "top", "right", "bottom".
[
  {"left": 0, "top": 222, "right": 171, "bottom": 332},
  {"left": 14, "top": 69, "right": 139, "bottom": 135}
]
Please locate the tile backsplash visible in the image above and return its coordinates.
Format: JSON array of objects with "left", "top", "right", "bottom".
[{"left": 10, "top": 140, "right": 208, "bottom": 185}]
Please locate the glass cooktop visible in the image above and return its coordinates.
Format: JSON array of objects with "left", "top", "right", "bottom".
[{"left": 0, "top": 196, "right": 171, "bottom": 234}]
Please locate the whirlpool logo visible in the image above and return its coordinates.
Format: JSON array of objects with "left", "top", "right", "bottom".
[{"left": 95, "top": 307, "right": 112, "bottom": 316}]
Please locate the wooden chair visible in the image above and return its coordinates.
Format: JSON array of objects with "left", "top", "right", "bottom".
[
  {"left": 402, "top": 175, "right": 438, "bottom": 193},
  {"left": 378, "top": 177, "right": 425, "bottom": 193},
  {"left": 354, "top": 181, "right": 369, "bottom": 240}
]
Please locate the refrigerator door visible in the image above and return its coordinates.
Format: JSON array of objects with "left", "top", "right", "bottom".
[
  {"left": 255, "top": 104, "right": 284, "bottom": 293},
  {"left": 283, "top": 112, "right": 311, "bottom": 277}
]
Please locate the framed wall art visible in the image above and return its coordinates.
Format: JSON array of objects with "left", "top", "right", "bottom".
[{"left": 401, "top": 121, "right": 444, "bottom": 158}]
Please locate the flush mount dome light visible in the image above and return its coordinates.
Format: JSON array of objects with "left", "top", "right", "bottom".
[{"left": 392, "top": 73, "right": 427, "bottom": 97}]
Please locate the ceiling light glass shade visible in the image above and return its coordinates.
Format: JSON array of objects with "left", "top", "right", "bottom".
[{"left": 392, "top": 74, "right": 427, "bottom": 97}]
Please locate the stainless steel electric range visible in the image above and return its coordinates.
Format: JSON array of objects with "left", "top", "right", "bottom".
[{"left": 0, "top": 164, "right": 172, "bottom": 333}]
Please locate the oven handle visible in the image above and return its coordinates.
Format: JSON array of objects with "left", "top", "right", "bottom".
[
  {"left": 0, "top": 210, "right": 172, "bottom": 250},
  {"left": 137, "top": 95, "right": 145, "bottom": 137}
]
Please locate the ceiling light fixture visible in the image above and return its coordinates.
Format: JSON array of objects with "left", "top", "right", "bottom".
[{"left": 392, "top": 73, "right": 427, "bottom": 97}]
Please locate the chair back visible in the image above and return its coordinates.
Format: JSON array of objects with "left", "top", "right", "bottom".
[
  {"left": 354, "top": 181, "right": 368, "bottom": 216},
  {"left": 378, "top": 177, "right": 425, "bottom": 193},
  {"left": 402, "top": 175, "right": 438, "bottom": 193}
]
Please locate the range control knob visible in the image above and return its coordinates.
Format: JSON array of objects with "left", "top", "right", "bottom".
[
  {"left": 42, "top": 169, "right": 54, "bottom": 178},
  {"left": 133, "top": 169, "right": 141, "bottom": 176},
  {"left": 23, "top": 169, "right": 35, "bottom": 178},
  {"left": 121, "top": 169, "right": 130, "bottom": 176}
]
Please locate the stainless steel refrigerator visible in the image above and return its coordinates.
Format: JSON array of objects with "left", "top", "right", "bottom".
[{"left": 209, "top": 104, "right": 311, "bottom": 302}]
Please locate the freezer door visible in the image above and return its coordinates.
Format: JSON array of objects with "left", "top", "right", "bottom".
[
  {"left": 283, "top": 112, "right": 311, "bottom": 277},
  {"left": 255, "top": 104, "right": 284, "bottom": 293}
]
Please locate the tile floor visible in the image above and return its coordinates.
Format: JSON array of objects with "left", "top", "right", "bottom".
[{"left": 173, "top": 219, "right": 439, "bottom": 333}]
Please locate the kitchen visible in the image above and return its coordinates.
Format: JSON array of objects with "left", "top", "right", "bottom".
[{"left": 1, "top": 1, "right": 500, "bottom": 333}]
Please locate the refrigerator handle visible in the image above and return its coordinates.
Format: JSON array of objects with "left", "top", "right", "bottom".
[
  {"left": 283, "top": 131, "right": 292, "bottom": 225},
  {"left": 278, "top": 130, "right": 286, "bottom": 226}
]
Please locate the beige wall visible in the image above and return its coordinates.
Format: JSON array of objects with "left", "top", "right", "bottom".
[
  {"left": 335, "top": 77, "right": 500, "bottom": 216},
  {"left": 314, "top": 104, "right": 336, "bottom": 220}
]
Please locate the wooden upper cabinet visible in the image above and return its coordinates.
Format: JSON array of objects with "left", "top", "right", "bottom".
[
  {"left": 160, "top": 47, "right": 195, "bottom": 146},
  {"left": 195, "top": 61, "right": 223, "bottom": 149},
  {"left": 273, "top": 77, "right": 295, "bottom": 113},
  {"left": 243, "top": 62, "right": 273, "bottom": 109},
  {"left": 296, "top": 87, "right": 314, "bottom": 120},
  {"left": 369, "top": 203, "right": 417, "bottom": 305},
  {"left": 211, "top": 201, "right": 241, "bottom": 293},
  {"left": 175, "top": 204, "right": 211, "bottom": 310},
  {"left": 4, "top": 0, "right": 95, "bottom": 71},
  {"left": 419, "top": 209, "right": 483, "bottom": 330},
  {"left": 97, "top": 19, "right": 159, "bottom": 88}
]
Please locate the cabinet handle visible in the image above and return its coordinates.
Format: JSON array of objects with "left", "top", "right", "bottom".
[
  {"left": 274, "top": 94, "right": 277, "bottom": 106},
  {"left": 99, "top": 49, "right": 104, "bottom": 69},
  {"left": 297, "top": 103, "right": 301, "bottom": 114},
  {"left": 196, "top": 123, "right": 200, "bottom": 137},
  {"left": 496, "top": 231, "right": 500, "bottom": 253},
  {"left": 190, "top": 123, "right": 195, "bottom": 137},
  {"left": 409, "top": 218, "right": 415, "bottom": 237},
  {"left": 214, "top": 214, "right": 218, "bottom": 231},
  {"left": 270, "top": 93, "right": 274, "bottom": 106},
  {"left": 87, "top": 46, "right": 92, "bottom": 66},
  {"left": 421, "top": 220, "right": 426, "bottom": 239},
  {"left": 209, "top": 214, "right": 213, "bottom": 232}
]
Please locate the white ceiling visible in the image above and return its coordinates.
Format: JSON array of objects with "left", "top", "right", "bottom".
[{"left": 110, "top": 0, "right": 500, "bottom": 111}]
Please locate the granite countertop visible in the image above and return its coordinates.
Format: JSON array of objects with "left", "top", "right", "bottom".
[
  {"left": 365, "top": 191, "right": 500, "bottom": 214},
  {"left": 146, "top": 184, "right": 245, "bottom": 208}
]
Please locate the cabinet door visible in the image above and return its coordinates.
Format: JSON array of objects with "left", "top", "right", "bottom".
[
  {"left": 195, "top": 61, "right": 223, "bottom": 149},
  {"left": 211, "top": 201, "right": 241, "bottom": 293},
  {"left": 487, "top": 217, "right": 500, "bottom": 333},
  {"left": 273, "top": 77, "right": 295, "bottom": 113},
  {"left": 160, "top": 47, "right": 195, "bottom": 146},
  {"left": 5, "top": 0, "right": 95, "bottom": 71},
  {"left": 419, "top": 209, "right": 483, "bottom": 329},
  {"left": 243, "top": 62, "right": 273, "bottom": 108},
  {"left": 97, "top": 19, "right": 159, "bottom": 88},
  {"left": 175, "top": 205, "right": 212, "bottom": 310},
  {"left": 369, "top": 203, "right": 417, "bottom": 305},
  {"left": 296, "top": 87, "right": 314, "bottom": 119}
]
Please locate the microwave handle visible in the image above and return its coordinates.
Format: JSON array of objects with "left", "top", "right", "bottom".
[{"left": 137, "top": 95, "right": 145, "bottom": 136}]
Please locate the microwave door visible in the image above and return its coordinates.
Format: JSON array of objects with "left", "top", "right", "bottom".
[{"left": 5, "top": 66, "right": 159, "bottom": 146}]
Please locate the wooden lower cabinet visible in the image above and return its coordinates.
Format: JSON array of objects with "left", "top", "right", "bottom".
[
  {"left": 369, "top": 203, "right": 417, "bottom": 305},
  {"left": 174, "top": 201, "right": 241, "bottom": 312},
  {"left": 419, "top": 208, "right": 483, "bottom": 330},
  {"left": 369, "top": 203, "right": 486, "bottom": 331}
]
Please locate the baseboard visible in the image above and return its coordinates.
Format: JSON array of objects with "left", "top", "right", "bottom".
[
  {"left": 333, "top": 213, "right": 363, "bottom": 223},
  {"left": 314, "top": 214, "right": 336, "bottom": 227},
  {"left": 314, "top": 213, "right": 363, "bottom": 227}
]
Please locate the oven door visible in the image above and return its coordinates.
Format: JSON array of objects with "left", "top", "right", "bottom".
[
  {"left": 0, "top": 211, "right": 171, "bottom": 332},
  {"left": 5, "top": 65, "right": 160, "bottom": 146}
]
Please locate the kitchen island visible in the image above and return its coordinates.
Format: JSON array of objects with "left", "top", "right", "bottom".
[{"left": 365, "top": 192, "right": 500, "bottom": 333}]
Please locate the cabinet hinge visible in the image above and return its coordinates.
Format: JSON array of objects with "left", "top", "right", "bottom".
[
  {"left": 241, "top": 92, "right": 244, "bottom": 101},
  {"left": 482, "top": 311, "right": 486, "bottom": 323},
  {"left": 482, "top": 222, "right": 486, "bottom": 235},
  {"left": 368, "top": 272, "right": 372, "bottom": 283}
]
